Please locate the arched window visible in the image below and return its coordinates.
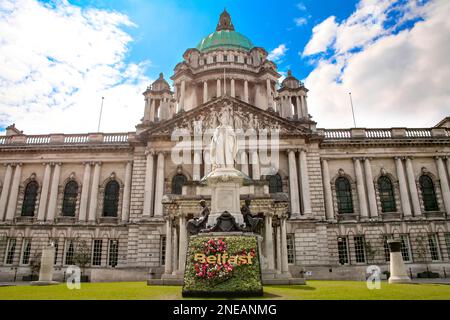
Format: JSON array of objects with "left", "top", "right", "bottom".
[
  {"left": 378, "top": 176, "right": 396, "bottom": 213},
  {"left": 21, "top": 181, "right": 38, "bottom": 216},
  {"left": 103, "top": 180, "right": 120, "bottom": 217},
  {"left": 267, "top": 174, "right": 283, "bottom": 193},
  {"left": 62, "top": 181, "right": 78, "bottom": 216},
  {"left": 172, "top": 174, "right": 187, "bottom": 195},
  {"left": 335, "top": 177, "right": 353, "bottom": 214},
  {"left": 419, "top": 175, "right": 438, "bottom": 211}
]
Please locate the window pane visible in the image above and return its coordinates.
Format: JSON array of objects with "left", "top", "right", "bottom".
[
  {"left": 65, "top": 240, "right": 75, "bottom": 265},
  {"left": 354, "top": 236, "right": 366, "bottom": 263},
  {"left": 92, "top": 240, "right": 103, "bottom": 266},
  {"left": 62, "top": 181, "right": 78, "bottom": 216},
  {"left": 337, "top": 237, "right": 349, "bottom": 264},
  {"left": 445, "top": 234, "right": 450, "bottom": 260},
  {"left": 383, "top": 235, "right": 392, "bottom": 262},
  {"left": 287, "top": 234, "right": 295, "bottom": 264},
  {"left": 400, "top": 235, "right": 411, "bottom": 262},
  {"left": 21, "top": 181, "right": 38, "bottom": 216},
  {"left": 5, "top": 239, "right": 16, "bottom": 265},
  {"left": 108, "top": 240, "right": 119, "bottom": 267},
  {"left": 428, "top": 234, "right": 440, "bottom": 261},
  {"left": 52, "top": 239, "right": 59, "bottom": 265},
  {"left": 160, "top": 235, "right": 166, "bottom": 266},
  {"left": 267, "top": 174, "right": 283, "bottom": 193},
  {"left": 103, "top": 181, "right": 120, "bottom": 217},
  {"left": 21, "top": 239, "right": 31, "bottom": 265},
  {"left": 378, "top": 176, "right": 396, "bottom": 212},
  {"left": 335, "top": 178, "right": 353, "bottom": 214},
  {"left": 420, "top": 176, "right": 439, "bottom": 211}
]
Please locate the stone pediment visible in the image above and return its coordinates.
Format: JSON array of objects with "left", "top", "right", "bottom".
[{"left": 141, "top": 96, "right": 310, "bottom": 138}]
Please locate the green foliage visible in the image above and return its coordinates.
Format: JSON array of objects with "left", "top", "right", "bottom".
[
  {"left": 182, "top": 235, "right": 262, "bottom": 296},
  {"left": 364, "top": 240, "right": 377, "bottom": 264},
  {"left": 415, "top": 234, "right": 428, "bottom": 263},
  {"left": 73, "top": 239, "right": 91, "bottom": 273}
]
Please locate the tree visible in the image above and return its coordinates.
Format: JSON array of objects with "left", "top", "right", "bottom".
[
  {"left": 364, "top": 240, "right": 377, "bottom": 264},
  {"left": 414, "top": 234, "right": 428, "bottom": 263},
  {"left": 73, "top": 239, "right": 91, "bottom": 276},
  {"left": 29, "top": 251, "right": 41, "bottom": 277}
]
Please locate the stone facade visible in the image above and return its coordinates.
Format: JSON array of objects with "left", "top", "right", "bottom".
[{"left": 0, "top": 11, "right": 449, "bottom": 282}]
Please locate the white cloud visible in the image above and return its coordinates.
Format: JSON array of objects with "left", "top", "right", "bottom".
[
  {"left": 302, "top": 16, "right": 338, "bottom": 56},
  {"left": 268, "top": 44, "right": 288, "bottom": 62},
  {"left": 304, "top": 0, "right": 450, "bottom": 128},
  {"left": 0, "top": 0, "right": 151, "bottom": 134},
  {"left": 296, "top": 2, "right": 306, "bottom": 11},
  {"left": 294, "top": 17, "right": 308, "bottom": 27}
]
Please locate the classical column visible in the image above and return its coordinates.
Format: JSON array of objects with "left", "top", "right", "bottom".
[
  {"left": 266, "top": 78, "right": 272, "bottom": 108},
  {"left": 154, "top": 152, "right": 165, "bottom": 217},
  {"left": 395, "top": 157, "right": 412, "bottom": 217},
  {"left": 288, "top": 150, "right": 301, "bottom": 217},
  {"left": 240, "top": 150, "right": 249, "bottom": 176},
  {"left": 78, "top": 162, "right": 91, "bottom": 222},
  {"left": 216, "top": 78, "right": 221, "bottom": 97},
  {"left": 203, "top": 81, "right": 208, "bottom": 104},
  {"left": 244, "top": 80, "right": 249, "bottom": 103},
  {"left": 353, "top": 158, "right": 368, "bottom": 218},
  {"left": 121, "top": 161, "right": 133, "bottom": 222},
  {"left": 230, "top": 78, "right": 235, "bottom": 98},
  {"left": 203, "top": 150, "right": 211, "bottom": 176},
  {"left": 178, "top": 215, "right": 187, "bottom": 272},
  {"left": 143, "top": 150, "right": 155, "bottom": 217},
  {"left": 179, "top": 80, "right": 186, "bottom": 112},
  {"left": 172, "top": 227, "right": 178, "bottom": 274},
  {"left": 37, "top": 163, "right": 52, "bottom": 221},
  {"left": 164, "top": 216, "right": 173, "bottom": 274},
  {"left": 436, "top": 156, "right": 450, "bottom": 214},
  {"left": 5, "top": 164, "right": 22, "bottom": 221},
  {"left": 193, "top": 150, "right": 201, "bottom": 181},
  {"left": 299, "top": 149, "right": 312, "bottom": 215},
  {"left": 301, "top": 95, "right": 308, "bottom": 119},
  {"left": 405, "top": 157, "right": 421, "bottom": 216},
  {"left": 143, "top": 98, "right": 150, "bottom": 122},
  {"left": 321, "top": 159, "right": 334, "bottom": 220},
  {"left": 364, "top": 158, "right": 378, "bottom": 217},
  {"left": 46, "top": 163, "right": 61, "bottom": 222},
  {"left": 296, "top": 96, "right": 302, "bottom": 118},
  {"left": 88, "top": 162, "right": 101, "bottom": 222},
  {"left": 276, "top": 224, "right": 282, "bottom": 274},
  {"left": 0, "top": 164, "right": 13, "bottom": 221},
  {"left": 280, "top": 217, "right": 289, "bottom": 274},
  {"left": 251, "top": 149, "right": 260, "bottom": 180},
  {"left": 264, "top": 214, "right": 275, "bottom": 270},
  {"left": 149, "top": 99, "right": 156, "bottom": 122}
]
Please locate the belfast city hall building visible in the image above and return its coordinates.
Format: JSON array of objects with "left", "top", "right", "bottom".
[{"left": 0, "top": 11, "right": 449, "bottom": 282}]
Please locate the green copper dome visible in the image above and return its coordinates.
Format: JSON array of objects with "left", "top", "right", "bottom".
[
  {"left": 196, "top": 9, "right": 254, "bottom": 53},
  {"left": 196, "top": 30, "right": 254, "bottom": 52}
]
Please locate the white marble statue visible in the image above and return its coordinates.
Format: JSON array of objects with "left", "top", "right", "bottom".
[{"left": 210, "top": 105, "right": 237, "bottom": 169}]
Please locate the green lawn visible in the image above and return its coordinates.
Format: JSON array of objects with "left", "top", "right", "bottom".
[{"left": 0, "top": 281, "right": 449, "bottom": 300}]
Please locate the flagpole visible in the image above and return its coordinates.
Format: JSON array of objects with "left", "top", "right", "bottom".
[
  {"left": 97, "top": 96, "right": 104, "bottom": 132},
  {"left": 349, "top": 92, "right": 356, "bottom": 128}
]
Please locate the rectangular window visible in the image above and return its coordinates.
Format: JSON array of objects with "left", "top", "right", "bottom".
[
  {"left": 445, "top": 234, "right": 450, "bottom": 260},
  {"left": 223, "top": 55, "right": 227, "bottom": 62},
  {"left": 354, "top": 236, "right": 366, "bottom": 263},
  {"left": 428, "top": 234, "right": 441, "bottom": 261},
  {"left": 92, "top": 239, "right": 103, "bottom": 266},
  {"left": 64, "top": 239, "right": 75, "bottom": 265},
  {"left": 337, "top": 237, "right": 349, "bottom": 265},
  {"left": 383, "top": 235, "right": 392, "bottom": 262},
  {"left": 5, "top": 238, "right": 16, "bottom": 265},
  {"left": 108, "top": 240, "right": 119, "bottom": 267},
  {"left": 400, "top": 234, "right": 412, "bottom": 262},
  {"left": 51, "top": 239, "right": 59, "bottom": 265},
  {"left": 160, "top": 235, "right": 166, "bottom": 266},
  {"left": 21, "top": 239, "right": 31, "bottom": 265},
  {"left": 287, "top": 234, "right": 295, "bottom": 264}
]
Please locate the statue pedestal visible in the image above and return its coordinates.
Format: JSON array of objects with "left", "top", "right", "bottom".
[
  {"left": 31, "top": 245, "right": 59, "bottom": 286},
  {"left": 388, "top": 240, "right": 411, "bottom": 284},
  {"left": 203, "top": 167, "right": 249, "bottom": 227}
]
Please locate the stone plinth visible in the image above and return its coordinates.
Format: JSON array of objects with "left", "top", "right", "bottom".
[
  {"left": 388, "top": 240, "right": 411, "bottom": 284},
  {"left": 31, "top": 245, "right": 59, "bottom": 286},
  {"left": 202, "top": 167, "right": 250, "bottom": 227}
]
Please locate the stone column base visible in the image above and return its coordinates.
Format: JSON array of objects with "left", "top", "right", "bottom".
[
  {"left": 30, "top": 281, "right": 59, "bottom": 286},
  {"left": 389, "top": 276, "right": 412, "bottom": 284}
]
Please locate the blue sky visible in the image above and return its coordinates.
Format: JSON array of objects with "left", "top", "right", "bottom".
[
  {"left": 0, "top": 0, "right": 449, "bottom": 133},
  {"left": 67, "top": 0, "right": 360, "bottom": 81}
]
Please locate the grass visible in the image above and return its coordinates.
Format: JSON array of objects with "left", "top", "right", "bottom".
[{"left": 0, "top": 281, "right": 449, "bottom": 300}]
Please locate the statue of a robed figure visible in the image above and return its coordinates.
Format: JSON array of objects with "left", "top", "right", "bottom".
[
  {"left": 210, "top": 104, "right": 238, "bottom": 169},
  {"left": 186, "top": 199, "right": 210, "bottom": 236}
]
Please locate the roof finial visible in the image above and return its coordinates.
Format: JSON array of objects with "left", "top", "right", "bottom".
[{"left": 216, "top": 9, "right": 235, "bottom": 31}]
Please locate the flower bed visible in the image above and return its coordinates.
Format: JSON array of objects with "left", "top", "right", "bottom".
[{"left": 182, "top": 235, "right": 263, "bottom": 297}]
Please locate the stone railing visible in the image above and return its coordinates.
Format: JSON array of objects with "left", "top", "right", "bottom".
[
  {"left": 0, "top": 132, "right": 133, "bottom": 146},
  {"left": 319, "top": 127, "right": 450, "bottom": 140}
]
